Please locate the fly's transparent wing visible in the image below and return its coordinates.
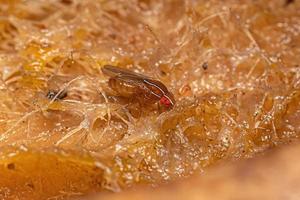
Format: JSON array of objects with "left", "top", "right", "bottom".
[{"left": 102, "top": 65, "right": 150, "bottom": 80}]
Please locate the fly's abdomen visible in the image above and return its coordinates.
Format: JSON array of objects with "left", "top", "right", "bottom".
[{"left": 108, "top": 78, "right": 137, "bottom": 97}]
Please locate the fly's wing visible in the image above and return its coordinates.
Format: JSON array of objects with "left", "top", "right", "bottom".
[
  {"left": 102, "top": 65, "right": 150, "bottom": 79},
  {"left": 111, "top": 74, "right": 147, "bottom": 88}
]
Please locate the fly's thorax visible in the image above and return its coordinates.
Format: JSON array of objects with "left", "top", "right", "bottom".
[{"left": 142, "top": 79, "right": 174, "bottom": 104}]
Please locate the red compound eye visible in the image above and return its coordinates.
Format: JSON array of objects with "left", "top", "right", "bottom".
[{"left": 159, "top": 96, "right": 171, "bottom": 108}]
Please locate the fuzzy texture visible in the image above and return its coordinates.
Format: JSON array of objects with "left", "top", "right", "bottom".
[{"left": 0, "top": 0, "right": 299, "bottom": 199}]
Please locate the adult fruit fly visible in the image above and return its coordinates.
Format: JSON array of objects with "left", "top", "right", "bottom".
[{"left": 101, "top": 65, "right": 175, "bottom": 109}]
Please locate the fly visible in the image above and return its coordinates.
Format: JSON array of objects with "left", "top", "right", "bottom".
[{"left": 101, "top": 65, "right": 175, "bottom": 109}]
